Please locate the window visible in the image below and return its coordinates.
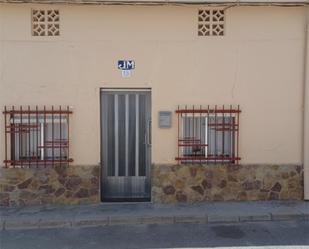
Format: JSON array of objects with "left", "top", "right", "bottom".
[
  {"left": 198, "top": 9, "right": 225, "bottom": 36},
  {"left": 175, "top": 105, "right": 240, "bottom": 164},
  {"left": 32, "top": 9, "right": 60, "bottom": 36},
  {"left": 3, "top": 106, "right": 73, "bottom": 168}
]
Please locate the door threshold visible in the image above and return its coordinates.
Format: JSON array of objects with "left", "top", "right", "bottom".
[{"left": 102, "top": 198, "right": 151, "bottom": 203}]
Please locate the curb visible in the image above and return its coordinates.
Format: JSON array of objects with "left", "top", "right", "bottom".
[{"left": 1, "top": 212, "right": 307, "bottom": 230}]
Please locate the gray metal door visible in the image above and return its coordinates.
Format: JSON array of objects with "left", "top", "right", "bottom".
[{"left": 101, "top": 89, "right": 151, "bottom": 201}]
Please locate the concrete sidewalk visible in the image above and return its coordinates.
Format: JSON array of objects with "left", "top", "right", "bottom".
[{"left": 0, "top": 201, "right": 308, "bottom": 230}]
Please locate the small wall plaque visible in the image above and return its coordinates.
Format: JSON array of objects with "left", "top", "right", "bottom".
[
  {"left": 159, "top": 111, "right": 172, "bottom": 128},
  {"left": 118, "top": 60, "right": 135, "bottom": 78}
]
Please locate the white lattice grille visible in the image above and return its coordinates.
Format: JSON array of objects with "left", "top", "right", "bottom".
[
  {"left": 32, "top": 9, "right": 60, "bottom": 36},
  {"left": 198, "top": 9, "right": 225, "bottom": 36}
]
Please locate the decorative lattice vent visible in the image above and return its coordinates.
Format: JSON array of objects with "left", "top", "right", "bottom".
[
  {"left": 198, "top": 9, "right": 224, "bottom": 36},
  {"left": 32, "top": 9, "right": 60, "bottom": 36}
]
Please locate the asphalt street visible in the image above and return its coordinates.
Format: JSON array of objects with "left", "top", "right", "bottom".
[{"left": 0, "top": 220, "right": 308, "bottom": 249}]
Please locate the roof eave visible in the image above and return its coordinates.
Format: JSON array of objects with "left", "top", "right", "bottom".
[{"left": 0, "top": 0, "right": 308, "bottom": 5}]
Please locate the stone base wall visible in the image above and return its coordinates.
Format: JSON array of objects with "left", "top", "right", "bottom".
[
  {"left": 0, "top": 165, "right": 100, "bottom": 207},
  {"left": 151, "top": 164, "right": 303, "bottom": 203},
  {"left": 0, "top": 164, "right": 304, "bottom": 206}
]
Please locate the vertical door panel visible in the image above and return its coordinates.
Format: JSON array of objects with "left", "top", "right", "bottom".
[
  {"left": 101, "top": 90, "right": 151, "bottom": 200},
  {"left": 118, "top": 94, "right": 126, "bottom": 177},
  {"left": 105, "top": 94, "right": 115, "bottom": 176},
  {"left": 128, "top": 94, "right": 136, "bottom": 177},
  {"left": 138, "top": 94, "right": 146, "bottom": 177}
]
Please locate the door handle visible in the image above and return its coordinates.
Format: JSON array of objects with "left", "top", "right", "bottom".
[{"left": 147, "top": 119, "right": 152, "bottom": 146}]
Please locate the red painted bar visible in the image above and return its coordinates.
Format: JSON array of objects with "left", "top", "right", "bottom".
[
  {"left": 178, "top": 144, "right": 208, "bottom": 147},
  {"left": 178, "top": 139, "right": 201, "bottom": 142},
  {"left": 44, "top": 105, "right": 46, "bottom": 168},
  {"left": 214, "top": 105, "right": 217, "bottom": 165},
  {"left": 45, "top": 140, "right": 68, "bottom": 144},
  {"left": 28, "top": 105, "right": 31, "bottom": 168},
  {"left": 177, "top": 105, "right": 180, "bottom": 165},
  {"left": 192, "top": 105, "right": 195, "bottom": 157},
  {"left": 67, "top": 106, "right": 70, "bottom": 167},
  {"left": 4, "top": 159, "right": 73, "bottom": 164},
  {"left": 3, "top": 110, "right": 72, "bottom": 115},
  {"left": 175, "top": 157, "right": 241, "bottom": 161},
  {"left": 208, "top": 123, "right": 238, "bottom": 127},
  {"left": 12, "top": 106, "right": 15, "bottom": 167},
  {"left": 176, "top": 109, "right": 241, "bottom": 114},
  {"left": 199, "top": 105, "right": 202, "bottom": 165},
  {"left": 36, "top": 106, "right": 39, "bottom": 168},
  {"left": 222, "top": 105, "right": 225, "bottom": 164},
  {"left": 5, "top": 125, "right": 38, "bottom": 129},
  {"left": 215, "top": 128, "right": 239, "bottom": 132},
  {"left": 4, "top": 106, "right": 7, "bottom": 168},
  {"left": 185, "top": 105, "right": 188, "bottom": 161},
  {"left": 237, "top": 105, "right": 240, "bottom": 164},
  {"left": 60, "top": 105, "right": 62, "bottom": 166},
  {"left": 230, "top": 105, "right": 234, "bottom": 159},
  {"left": 20, "top": 106, "right": 23, "bottom": 168},
  {"left": 207, "top": 105, "right": 210, "bottom": 165},
  {"left": 38, "top": 145, "right": 68, "bottom": 149},
  {"left": 52, "top": 105, "right": 54, "bottom": 167}
]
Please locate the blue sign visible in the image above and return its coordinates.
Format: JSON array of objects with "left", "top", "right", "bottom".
[{"left": 118, "top": 60, "right": 135, "bottom": 70}]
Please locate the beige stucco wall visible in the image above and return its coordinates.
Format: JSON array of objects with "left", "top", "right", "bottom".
[
  {"left": 0, "top": 4, "right": 307, "bottom": 165},
  {"left": 303, "top": 6, "right": 309, "bottom": 200}
]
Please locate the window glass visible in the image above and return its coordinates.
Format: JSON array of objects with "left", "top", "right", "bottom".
[
  {"left": 181, "top": 115, "right": 234, "bottom": 162},
  {"left": 11, "top": 114, "right": 68, "bottom": 163}
]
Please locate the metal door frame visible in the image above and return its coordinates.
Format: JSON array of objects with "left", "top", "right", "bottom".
[{"left": 100, "top": 87, "right": 152, "bottom": 202}]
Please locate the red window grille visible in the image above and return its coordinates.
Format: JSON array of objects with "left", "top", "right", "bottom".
[
  {"left": 175, "top": 105, "right": 241, "bottom": 164},
  {"left": 3, "top": 106, "right": 73, "bottom": 168}
]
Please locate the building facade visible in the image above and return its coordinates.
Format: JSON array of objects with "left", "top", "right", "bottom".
[{"left": 0, "top": 0, "right": 308, "bottom": 206}]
